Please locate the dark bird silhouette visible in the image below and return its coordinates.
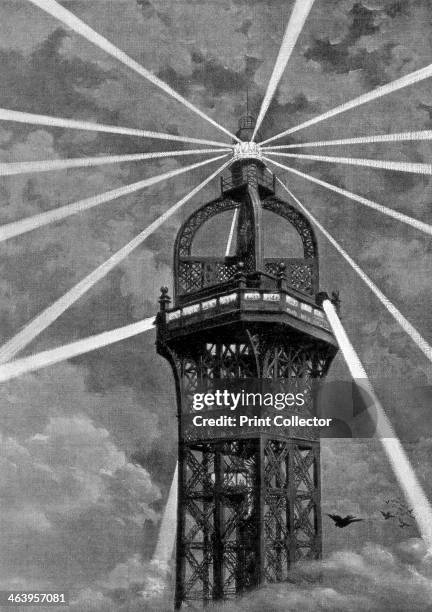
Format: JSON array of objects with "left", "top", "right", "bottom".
[
  {"left": 327, "top": 514, "right": 364, "bottom": 528},
  {"left": 380, "top": 510, "right": 395, "bottom": 520},
  {"left": 384, "top": 498, "right": 415, "bottom": 521}
]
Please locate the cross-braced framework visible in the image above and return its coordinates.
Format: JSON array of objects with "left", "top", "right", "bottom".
[
  {"left": 174, "top": 437, "right": 321, "bottom": 602},
  {"left": 0, "top": 0, "right": 432, "bottom": 608}
]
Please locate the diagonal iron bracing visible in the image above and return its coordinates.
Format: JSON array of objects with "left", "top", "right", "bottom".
[
  {"left": 263, "top": 157, "right": 432, "bottom": 236},
  {"left": 272, "top": 173, "right": 432, "bottom": 363},
  {"left": 266, "top": 151, "right": 432, "bottom": 175},
  {"left": 0, "top": 109, "right": 232, "bottom": 148},
  {"left": 0, "top": 148, "right": 231, "bottom": 176},
  {"left": 263, "top": 129, "right": 432, "bottom": 150},
  {"left": 0, "top": 154, "right": 228, "bottom": 243},
  {"left": 261, "top": 62, "right": 432, "bottom": 145},
  {"left": 0, "top": 159, "right": 232, "bottom": 364},
  {"left": 323, "top": 298, "right": 432, "bottom": 552},
  {"left": 0, "top": 317, "right": 155, "bottom": 383},
  {"left": 27, "top": 0, "right": 239, "bottom": 143},
  {"left": 252, "top": 0, "right": 315, "bottom": 139}
]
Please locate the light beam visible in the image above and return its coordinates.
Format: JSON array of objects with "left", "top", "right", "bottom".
[
  {"left": 152, "top": 463, "right": 178, "bottom": 569},
  {"left": 0, "top": 109, "right": 232, "bottom": 149},
  {"left": 323, "top": 298, "right": 432, "bottom": 552},
  {"left": 0, "top": 154, "right": 228, "bottom": 243},
  {"left": 272, "top": 173, "right": 432, "bottom": 363},
  {"left": 28, "top": 0, "right": 239, "bottom": 143},
  {"left": 252, "top": 0, "right": 315, "bottom": 140},
  {"left": 266, "top": 151, "right": 432, "bottom": 175},
  {"left": 225, "top": 207, "right": 239, "bottom": 256},
  {"left": 0, "top": 317, "right": 155, "bottom": 383},
  {"left": 261, "top": 62, "right": 432, "bottom": 144},
  {"left": 263, "top": 158, "right": 432, "bottom": 236},
  {"left": 0, "top": 159, "right": 231, "bottom": 363},
  {"left": 0, "top": 148, "right": 231, "bottom": 177},
  {"left": 263, "top": 129, "right": 432, "bottom": 150}
]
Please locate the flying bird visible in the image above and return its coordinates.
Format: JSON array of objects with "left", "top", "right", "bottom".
[
  {"left": 327, "top": 514, "right": 364, "bottom": 528},
  {"left": 380, "top": 510, "right": 395, "bottom": 520},
  {"left": 398, "top": 519, "right": 410, "bottom": 528},
  {"left": 384, "top": 498, "right": 415, "bottom": 522}
]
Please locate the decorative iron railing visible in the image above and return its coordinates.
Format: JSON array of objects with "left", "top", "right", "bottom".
[
  {"left": 177, "top": 256, "right": 317, "bottom": 298},
  {"left": 264, "top": 258, "right": 316, "bottom": 295},
  {"left": 177, "top": 258, "right": 238, "bottom": 295}
]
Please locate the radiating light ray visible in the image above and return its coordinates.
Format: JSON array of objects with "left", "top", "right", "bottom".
[
  {"left": 262, "top": 129, "right": 432, "bottom": 150},
  {"left": 0, "top": 317, "right": 155, "bottom": 383},
  {"left": 0, "top": 159, "right": 231, "bottom": 363},
  {"left": 152, "top": 463, "right": 178, "bottom": 569},
  {"left": 266, "top": 151, "right": 432, "bottom": 175},
  {"left": 0, "top": 154, "right": 228, "bottom": 243},
  {"left": 0, "top": 148, "right": 231, "bottom": 177},
  {"left": 272, "top": 173, "right": 432, "bottom": 363},
  {"left": 0, "top": 108, "right": 232, "bottom": 149},
  {"left": 252, "top": 0, "right": 315, "bottom": 140},
  {"left": 262, "top": 157, "right": 432, "bottom": 236},
  {"left": 261, "top": 62, "right": 432, "bottom": 144},
  {"left": 28, "top": 0, "right": 239, "bottom": 143},
  {"left": 323, "top": 298, "right": 432, "bottom": 552},
  {"left": 225, "top": 207, "right": 239, "bottom": 256}
]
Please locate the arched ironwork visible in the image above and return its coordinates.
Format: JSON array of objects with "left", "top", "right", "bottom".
[
  {"left": 174, "top": 190, "right": 319, "bottom": 300},
  {"left": 174, "top": 197, "right": 240, "bottom": 300},
  {"left": 263, "top": 196, "right": 318, "bottom": 259},
  {"left": 263, "top": 196, "right": 319, "bottom": 295}
]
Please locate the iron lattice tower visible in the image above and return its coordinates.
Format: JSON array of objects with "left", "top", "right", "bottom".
[{"left": 156, "top": 116, "right": 339, "bottom": 608}]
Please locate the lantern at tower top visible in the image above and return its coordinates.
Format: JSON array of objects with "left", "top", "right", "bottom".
[
  {"left": 235, "top": 113, "right": 262, "bottom": 143},
  {"left": 233, "top": 140, "right": 263, "bottom": 161}
]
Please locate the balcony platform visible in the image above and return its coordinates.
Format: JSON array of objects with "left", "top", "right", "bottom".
[{"left": 161, "top": 281, "right": 337, "bottom": 347}]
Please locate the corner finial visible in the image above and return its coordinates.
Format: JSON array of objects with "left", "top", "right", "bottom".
[
  {"left": 159, "top": 286, "right": 171, "bottom": 311},
  {"left": 236, "top": 261, "right": 246, "bottom": 288},
  {"left": 277, "top": 261, "right": 287, "bottom": 290}
]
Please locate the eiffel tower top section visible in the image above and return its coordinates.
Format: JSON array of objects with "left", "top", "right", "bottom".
[{"left": 159, "top": 115, "right": 337, "bottom": 348}]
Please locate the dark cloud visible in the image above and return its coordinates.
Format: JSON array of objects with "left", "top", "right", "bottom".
[
  {"left": 191, "top": 55, "right": 247, "bottom": 96},
  {"left": 158, "top": 49, "right": 261, "bottom": 100},
  {"left": 303, "top": 3, "right": 393, "bottom": 81},
  {"left": 136, "top": 0, "right": 156, "bottom": 19},
  {"left": 236, "top": 19, "right": 253, "bottom": 36},
  {"left": 385, "top": 1, "right": 410, "bottom": 18},
  {"left": 0, "top": 28, "right": 114, "bottom": 119}
]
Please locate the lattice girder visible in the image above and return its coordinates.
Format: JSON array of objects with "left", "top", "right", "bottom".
[{"left": 176, "top": 437, "right": 321, "bottom": 604}]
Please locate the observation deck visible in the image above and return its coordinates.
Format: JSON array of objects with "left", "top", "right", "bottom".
[{"left": 159, "top": 267, "right": 337, "bottom": 349}]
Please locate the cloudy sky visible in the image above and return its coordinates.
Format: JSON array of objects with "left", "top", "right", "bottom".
[{"left": 0, "top": 0, "right": 431, "bottom": 609}]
